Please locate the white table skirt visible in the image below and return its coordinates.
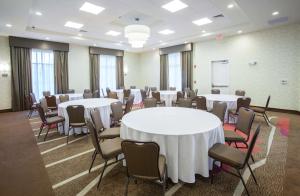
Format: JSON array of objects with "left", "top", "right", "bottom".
[
  {"left": 202, "top": 94, "right": 241, "bottom": 123},
  {"left": 159, "top": 91, "right": 177, "bottom": 107},
  {"left": 58, "top": 98, "right": 118, "bottom": 135},
  {"left": 113, "top": 89, "right": 142, "bottom": 104},
  {"left": 120, "top": 107, "right": 224, "bottom": 183}
]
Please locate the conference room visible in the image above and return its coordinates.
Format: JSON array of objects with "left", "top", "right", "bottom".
[{"left": 0, "top": 0, "right": 299, "bottom": 195}]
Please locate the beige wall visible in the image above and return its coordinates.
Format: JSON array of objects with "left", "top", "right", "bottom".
[
  {"left": 0, "top": 36, "right": 11, "bottom": 110},
  {"left": 123, "top": 52, "right": 141, "bottom": 88}
]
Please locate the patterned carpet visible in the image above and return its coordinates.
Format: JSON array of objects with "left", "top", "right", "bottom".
[{"left": 29, "top": 109, "right": 288, "bottom": 196}]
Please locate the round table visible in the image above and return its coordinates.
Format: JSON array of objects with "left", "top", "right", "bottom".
[
  {"left": 159, "top": 90, "right": 177, "bottom": 107},
  {"left": 58, "top": 98, "right": 118, "bottom": 135},
  {"left": 120, "top": 107, "right": 224, "bottom": 183},
  {"left": 202, "top": 94, "right": 241, "bottom": 123},
  {"left": 113, "top": 89, "right": 142, "bottom": 104}
]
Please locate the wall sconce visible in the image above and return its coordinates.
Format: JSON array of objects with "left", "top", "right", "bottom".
[
  {"left": 0, "top": 63, "right": 10, "bottom": 78},
  {"left": 124, "top": 67, "right": 128, "bottom": 76}
]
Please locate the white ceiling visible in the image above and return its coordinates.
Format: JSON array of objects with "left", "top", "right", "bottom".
[{"left": 0, "top": 0, "right": 300, "bottom": 52}]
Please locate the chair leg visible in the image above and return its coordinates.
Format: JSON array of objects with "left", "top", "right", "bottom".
[
  {"left": 97, "top": 161, "right": 107, "bottom": 189},
  {"left": 251, "top": 154, "right": 255, "bottom": 163},
  {"left": 67, "top": 127, "right": 71, "bottom": 144},
  {"left": 89, "top": 151, "right": 97, "bottom": 173},
  {"left": 38, "top": 123, "right": 44, "bottom": 138},
  {"left": 236, "top": 169, "right": 250, "bottom": 196},
  {"left": 211, "top": 160, "right": 217, "bottom": 184},
  {"left": 43, "top": 126, "right": 50, "bottom": 141},
  {"left": 247, "top": 163, "right": 258, "bottom": 185},
  {"left": 124, "top": 176, "right": 130, "bottom": 196},
  {"left": 263, "top": 114, "right": 269, "bottom": 126}
]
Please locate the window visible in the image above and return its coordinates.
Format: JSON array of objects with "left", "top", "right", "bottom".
[
  {"left": 168, "top": 52, "right": 182, "bottom": 90},
  {"left": 31, "top": 49, "right": 54, "bottom": 99},
  {"left": 99, "top": 55, "right": 117, "bottom": 93}
]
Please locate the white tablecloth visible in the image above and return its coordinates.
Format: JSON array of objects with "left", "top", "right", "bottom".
[
  {"left": 159, "top": 91, "right": 177, "bottom": 107},
  {"left": 120, "top": 107, "right": 224, "bottom": 183},
  {"left": 58, "top": 98, "right": 118, "bottom": 135},
  {"left": 113, "top": 89, "right": 142, "bottom": 104},
  {"left": 202, "top": 94, "right": 241, "bottom": 123}
]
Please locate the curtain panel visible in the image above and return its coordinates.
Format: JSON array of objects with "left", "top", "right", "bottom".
[
  {"left": 160, "top": 54, "right": 169, "bottom": 90},
  {"left": 89, "top": 54, "right": 100, "bottom": 92},
  {"left": 10, "top": 47, "right": 32, "bottom": 111},
  {"left": 54, "top": 51, "right": 69, "bottom": 94},
  {"left": 181, "top": 51, "right": 193, "bottom": 91},
  {"left": 116, "top": 56, "right": 124, "bottom": 89}
]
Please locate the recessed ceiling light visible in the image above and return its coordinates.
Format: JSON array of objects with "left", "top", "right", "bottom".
[
  {"left": 80, "top": 2, "right": 105, "bottom": 15},
  {"left": 159, "top": 29, "right": 175, "bottom": 35},
  {"left": 159, "top": 40, "right": 163, "bottom": 43},
  {"left": 5, "top": 24, "right": 12, "bottom": 27},
  {"left": 227, "top": 4, "right": 234, "bottom": 9},
  {"left": 272, "top": 11, "right": 279, "bottom": 16},
  {"left": 202, "top": 30, "right": 206, "bottom": 33},
  {"left": 45, "top": 37, "right": 50, "bottom": 40},
  {"left": 78, "top": 33, "right": 82, "bottom": 36},
  {"left": 202, "top": 33, "right": 212, "bottom": 37},
  {"left": 237, "top": 30, "right": 243, "bottom": 34},
  {"left": 162, "top": 0, "right": 188, "bottom": 13},
  {"left": 184, "top": 41, "right": 188, "bottom": 44},
  {"left": 93, "top": 43, "right": 96, "bottom": 46},
  {"left": 35, "top": 11, "right": 42, "bottom": 16},
  {"left": 72, "top": 36, "right": 84, "bottom": 40},
  {"left": 65, "top": 21, "right": 84, "bottom": 29},
  {"left": 192, "top": 18, "right": 212, "bottom": 26},
  {"left": 106, "top": 30, "right": 121, "bottom": 36}
]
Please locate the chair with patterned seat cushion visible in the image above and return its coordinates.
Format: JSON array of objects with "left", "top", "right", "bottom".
[
  {"left": 211, "top": 101, "right": 227, "bottom": 124},
  {"left": 195, "top": 96, "right": 207, "bottom": 111},
  {"left": 90, "top": 109, "right": 120, "bottom": 140},
  {"left": 209, "top": 125, "right": 260, "bottom": 196},
  {"left": 172, "top": 91, "right": 185, "bottom": 106},
  {"left": 45, "top": 95, "right": 57, "bottom": 110},
  {"left": 83, "top": 92, "right": 93, "bottom": 99},
  {"left": 66, "top": 105, "right": 86, "bottom": 144},
  {"left": 178, "top": 98, "right": 192, "bottom": 108},
  {"left": 86, "top": 120, "right": 123, "bottom": 190},
  {"left": 108, "top": 92, "right": 118, "bottom": 99},
  {"left": 235, "top": 90, "right": 246, "bottom": 96},
  {"left": 123, "top": 89, "right": 131, "bottom": 104},
  {"left": 59, "top": 94, "right": 69, "bottom": 103},
  {"left": 228, "top": 97, "right": 251, "bottom": 123},
  {"left": 250, "top": 95, "right": 271, "bottom": 125},
  {"left": 37, "top": 104, "right": 65, "bottom": 141},
  {"left": 41, "top": 98, "right": 58, "bottom": 118},
  {"left": 224, "top": 107, "right": 255, "bottom": 162},
  {"left": 144, "top": 98, "right": 157, "bottom": 108},
  {"left": 152, "top": 91, "right": 166, "bottom": 106},
  {"left": 123, "top": 95, "right": 135, "bottom": 114},
  {"left": 110, "top": 102, "right": 123, "bottom": 127},
  {"left": 121, "top": 140, "right": 168, "bottom": 196}
]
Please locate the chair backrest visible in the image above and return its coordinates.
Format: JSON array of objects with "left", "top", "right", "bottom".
[
  {"left": 37, "top": 104, "right": 47, "bottom": 123},
  {"left": 236, "top": 97, "right": 251, "bottom": 112},
  {"left": 236, "top": 107, "right": 255, "bottom": 136},
  {"left": 184, "top": 87, "right": 190, "bottom": 93},
  {"left": 90, "top": 109, "right": 105, "bottom": 132},
  {"left": 121, "top": 140, "right": 162, "bottom": 180},
  {"left": 93, "top": 90, "right": 100, "bottom": 98},
  {"left": 59, "top": 94, "right": 69, "bottom": 103},
  {"left": 169, "top": 87, "right": 176, "bottom": 91},
  {"left": 152, "top": 91, "right": 161, "bottom": 102},
  {"left": 150, "top": 87, "right": 157, "bottom": 92},
  {"left": 265, "top": 95, "right": 271, "bottom": 110},
  {"left": 195, "top": 96, "right": 207, "bottom": 110},
  {"left": 30, "top": 93, "right": 37, "bottom": 103},
  {"left": 130, "top": 86, "right": 136, "bottom": 89},
  {"left": 83, "top": 92, "right": 93, "bottom": 99},
  {"left": 45, "top": 95, "right": 57, "bottom": 108},
  {"left": 124, "top": 95, "right": 135, "bottom": 114},
  {"left": 86, "top": 120, "right": 103, "bottom": 157},
  {"left": 111, "top": 102, "right": 123, "bottom": 121},
  {"left": 212, "top": 101, "right": 227, "bottom": 123},
  {"left": 66, "top": 89, "right": 75, "bottom": 94},
  {"left": 84, "top": 89, "right": 91, "bottom": 94},
  {"left": 144, "top": 98, "right": 157, "bottom": 108},
  {"left": 123, "top": 89, "right": 131, "bottom": 98},
  {"left": 242, "top": 125, "right": 260, "bottom": 167},
  {"left": 43, "top": 91, "right": 51, "bottom": 96},
  {"left": 211, "top": 89, "right": 220, "bottom": 94},
  {"left": 66, "top": 105, "right": 85, "bottom": 124},
  {"left": 140, "top": 89, "right": 147, "bottom": 101},
  {"left": 194, "top": 89, "right": 198, "bottom": 96},
  {"left": 144, "top": 86, "right": 149, "bottom": 92},
  {"left": 178, "top": 98, "right": 192, "bottom": 108},
  {"left": 106, "top": 87, "right": 111, "bottom": 96},
  {"left": 235, "top": 90, "right": 245, "bottom": 96},
  {"left": 188, "top": 90, "right": 196, "bottom": 99},
  {"left": 40, "top": 98, "right": 48, "bottom": 113},
  {"left": 108, "top": 92, "right": 118, "bottom": 99},
  {"left": 176, "top": 91, "right": 184, "bottom": 101}
]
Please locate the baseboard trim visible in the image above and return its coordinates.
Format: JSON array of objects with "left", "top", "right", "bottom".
[
  {"left": 251, "top": 105, "right": 300, "bottom": 115},
  {"left": 0, "top": 109, "right": 13, "bottom": 113}
]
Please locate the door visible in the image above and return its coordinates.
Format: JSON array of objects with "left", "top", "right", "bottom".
[{"left": 211, "top": 60, "right": 229, "bottom": 94}]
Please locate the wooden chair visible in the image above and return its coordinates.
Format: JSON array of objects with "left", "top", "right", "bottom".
[
  {"left": 110, "top": 102, "right": 123, "bottom": 127},
  {"left": 45, "top": 95, "right": 57, "bottom": 110},
  {"left": 66, "top": 105, "right": 86, "bottom": 144},
  {"left": 59, "top": 94, "right": 69, "bottom": 103},
  {"left": 144, "top": 98, "right": 157, "bottom": 108},
  {"left": 195, "top": 96, "right": 207, "bottom": 110},
  {"left": 172, "top": 91, "right": 185, "bottom": 106},
  {"left": 212, "top": 101, "right": 227, "bottom": 124},
  {"left": 124, "top": 95, "right": 135, "bottom": 114},
  {"left": 178, "top": 98, "right": 192, "bottom": 108},
  {"left": 228, "top": 97, "right": 251, "bottom": 123},
  {"left": 152, "top": 91, "right": 166, "bottom": 106}
]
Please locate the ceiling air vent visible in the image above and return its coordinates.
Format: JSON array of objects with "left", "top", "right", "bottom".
[{"left": 213, "top": 14, "right": 224, "bottom": 18}]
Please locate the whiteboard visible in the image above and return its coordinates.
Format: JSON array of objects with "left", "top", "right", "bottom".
[{"left": 211, "top": 60, "right": 229, "bottom": 87}]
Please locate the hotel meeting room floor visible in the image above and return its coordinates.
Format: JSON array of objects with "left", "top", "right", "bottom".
[{"left": 0, "top": 109, "right": 299, "bottom": 196}]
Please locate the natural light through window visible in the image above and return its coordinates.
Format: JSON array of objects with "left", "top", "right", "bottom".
[
  {"left": 168, "top": 52, "right": 182, "bottom": 90},
  {"left": 31, "top": 49, "right": 54, "bottom": 99},
  {"left": 99, "top": 55, "right": 117, "bottom": 93}
]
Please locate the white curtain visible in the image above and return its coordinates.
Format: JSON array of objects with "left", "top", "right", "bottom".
[
  {"left": 31, "top": 49, "right": 54, "bottom": 99},
  {"left": 99, "top": 55, "right": 117, "bottom": 93},
  {"left": 168, "top": 52, "right": 182, "bottom": 90}
]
